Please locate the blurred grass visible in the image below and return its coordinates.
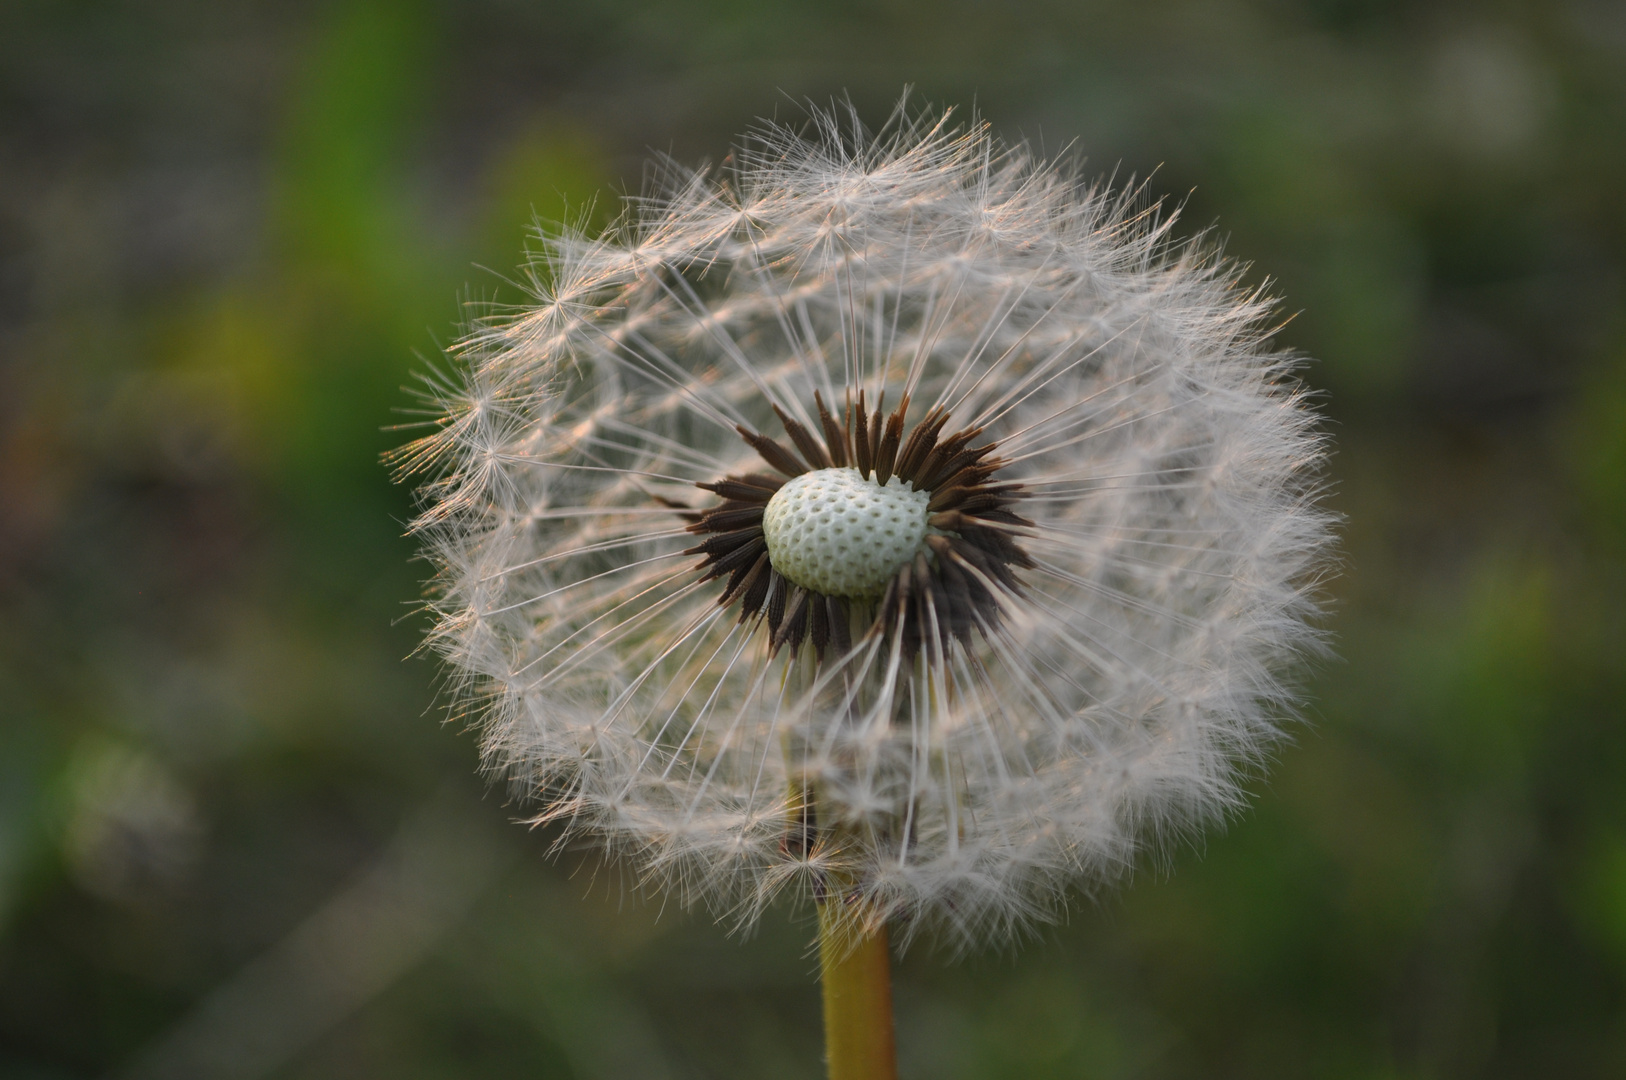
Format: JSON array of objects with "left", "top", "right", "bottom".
[{"left": 1, "top": 0, "right": 1623, "bottom": 1077}]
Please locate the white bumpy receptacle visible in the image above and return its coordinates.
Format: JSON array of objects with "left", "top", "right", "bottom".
[{"left": 761, "top": 467, "right": 930, "bottom": 599}]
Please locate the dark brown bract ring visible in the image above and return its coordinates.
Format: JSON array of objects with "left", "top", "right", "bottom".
[{"left": 681, "top": 387, "right": 1035, "bottom": 666}]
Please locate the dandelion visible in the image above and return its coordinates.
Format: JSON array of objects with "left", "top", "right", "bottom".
[{"left": 397, "top": 100, "right": 1333, "bottom": 1079}]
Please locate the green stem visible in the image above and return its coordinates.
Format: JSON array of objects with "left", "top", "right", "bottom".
[{"left": 818, "top": 900, "right": 897, "bottom": 1080}]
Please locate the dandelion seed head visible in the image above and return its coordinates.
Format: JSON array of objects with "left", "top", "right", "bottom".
[{"left": 396, "top": 98, "right": 1335, "bottom": 951}]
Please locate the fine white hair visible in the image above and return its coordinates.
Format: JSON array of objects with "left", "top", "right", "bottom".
[{"left": 397, "top": 100, "right": 1335, "bottom": 950}]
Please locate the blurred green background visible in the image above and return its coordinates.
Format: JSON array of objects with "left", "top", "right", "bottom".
[{"left": 2, "top": 1, "right": 1623, "bottom": 1077}]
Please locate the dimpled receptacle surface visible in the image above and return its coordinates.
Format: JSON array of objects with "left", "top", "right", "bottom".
[{"left": 762, "top": 467, "right": 930, "bottom": 598}]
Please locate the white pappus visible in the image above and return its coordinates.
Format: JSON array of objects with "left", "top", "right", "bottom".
[{"left": 396, "top": 101, "right": 1335, "bottom": 950}]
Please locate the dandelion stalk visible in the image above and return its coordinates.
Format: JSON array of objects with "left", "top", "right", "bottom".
[{"left": 818, "top": 902, "right": 896, "bottom": 1080}]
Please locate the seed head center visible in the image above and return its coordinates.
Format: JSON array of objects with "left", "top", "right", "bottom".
[{"left": 762, "top": 467, "right": 930, "bottom": 598}]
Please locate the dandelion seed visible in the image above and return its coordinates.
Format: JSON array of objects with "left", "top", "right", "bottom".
[{"left": 396, "top": 101, "right": 1334, "bottom": 963}]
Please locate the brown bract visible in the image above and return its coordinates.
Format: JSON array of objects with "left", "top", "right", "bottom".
[{"left": 683, "top": 389, "right": 1035, "bottom": 665}]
